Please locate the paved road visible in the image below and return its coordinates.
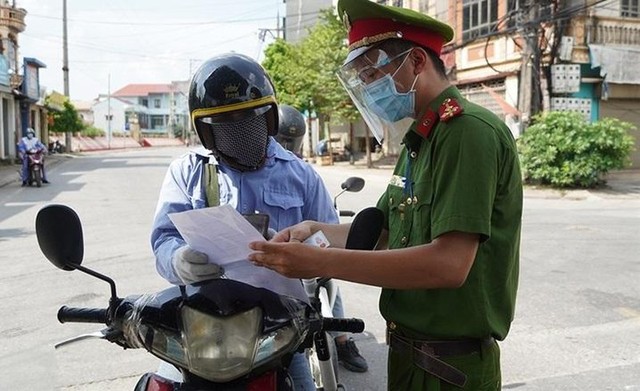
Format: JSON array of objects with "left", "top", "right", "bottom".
[{"left": 0, "top": 146, "right": 639, "bottom": 390}]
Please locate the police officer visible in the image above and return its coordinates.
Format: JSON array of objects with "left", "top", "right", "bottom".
[{"left": 249, "top": 0, "right": 523, "bottom": 390}]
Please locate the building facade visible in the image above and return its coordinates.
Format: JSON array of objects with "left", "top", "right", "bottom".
[
  {"left": 108, "top": 83, "right": 188, "bottom": 136},
  {"left": 0, "top": 0, "right": 25, "bottom": 161},
  {"left": 446, "top": 0, "right": 640, "bottom": 166}
]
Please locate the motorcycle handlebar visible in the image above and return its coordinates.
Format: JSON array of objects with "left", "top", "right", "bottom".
[
  {"left": 339, "top": 210, "right": 355, "bottom": 217},
  {"left": 58, "top": 306, "right": 108, "bottom": 324},
  {"left": 322, "top": 317, "right": 365, "bottom": 333}
]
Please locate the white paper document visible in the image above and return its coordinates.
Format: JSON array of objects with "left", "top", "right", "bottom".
[
  {"left": 168, "top": 205, "right": 308, "bottom": 302},
  {"left": 169, "top": 204, "right": 265, "bottom": 266}
]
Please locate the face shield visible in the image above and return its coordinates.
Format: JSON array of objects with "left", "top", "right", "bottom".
[{"left": 337, "top": 47, "right": 417, "bottom": 145}]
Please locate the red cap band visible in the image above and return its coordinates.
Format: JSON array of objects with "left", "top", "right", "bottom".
[{"left": 348, "top": 18, "right": 446, "bottom": 55}]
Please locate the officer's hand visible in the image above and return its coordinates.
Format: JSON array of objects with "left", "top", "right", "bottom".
[
  {"left": 172, "top": 245, "right": 224, "bottom": 285},
  {"left": 271, "top": 222, "right": 315, "bottom": 243}
]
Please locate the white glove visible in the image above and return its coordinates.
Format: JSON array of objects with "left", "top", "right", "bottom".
[{"left": 172, "top": 245, "right": 224, "bottom": 285}]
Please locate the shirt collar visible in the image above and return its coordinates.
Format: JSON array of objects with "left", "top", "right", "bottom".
[{"left": 408, "top": 86, "right": 463, "bottom": 140}]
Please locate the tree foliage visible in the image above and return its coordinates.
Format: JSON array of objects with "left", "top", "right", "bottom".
[
  {"left": 518, "top": 111, "right": 636, "bottom": 188},
  {"left": 262, "top": 9, "right": 359, "bottom": 124},
  {"left": 48, "top": 101, "right": 84, "bottom": 134}
]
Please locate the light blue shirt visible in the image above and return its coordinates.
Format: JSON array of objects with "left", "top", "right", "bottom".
[{"left": 151, "top": 138, "right": 339, "bottom": 285}]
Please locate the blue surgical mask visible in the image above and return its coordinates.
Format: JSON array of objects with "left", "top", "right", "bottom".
[{"left": 362, "top": 55, "right": 419, "bottom": 123}]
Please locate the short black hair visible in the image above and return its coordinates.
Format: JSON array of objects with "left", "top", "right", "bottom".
[{"left": 374, "top": 39, "right": 447, "bottom": 78}]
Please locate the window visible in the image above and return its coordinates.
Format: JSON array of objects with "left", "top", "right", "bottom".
[
  {"left": 622, "top": 0, "right": 640, "bottom": 17},
  {"left": 154, "top": 99, "right": 161, "bottom": 108},
  {"left": 141, "top": 98, "right": 148, "bottom": 107},
  {"left": 152, "top": 116, "right": 164, "bottom": 129},
  {"left": 506, "top": 0, "right": 554, "bottom": 29},
  {"left": 392, "top": 0, "right": 403, "bottom": 7},
  {"left": 462, "top": 0, "right": 498, "bottom": 40}
]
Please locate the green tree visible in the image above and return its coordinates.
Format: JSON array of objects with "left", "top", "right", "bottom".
[
  {"left": 262, "top": 9, "right": 359, "bottom": 124},
  {"left": 300, "top": 9, "right": 359, "bottom": 125},
  {"left": 49, "top": 100, "right": 84, "bottom": 135},
  {"left": 262, "top": 39, "right": 312, "bottom": 112}
]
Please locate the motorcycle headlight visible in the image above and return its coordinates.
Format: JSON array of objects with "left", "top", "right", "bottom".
[{"left": 181, "top": 305, "right": 302, "bottom": 382}]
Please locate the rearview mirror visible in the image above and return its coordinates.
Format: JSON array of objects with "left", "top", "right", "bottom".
[
  {"left": 35, "top": 204, "right": 84, "bottom": 271},
  {"left": 341, "top": 177, "right": 365, "bottom": 193}
]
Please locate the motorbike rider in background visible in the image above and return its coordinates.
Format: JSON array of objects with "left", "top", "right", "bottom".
[
  {"left": 150, "top": 53, "right": 365, "bottom": 389},
  {"left": 17, "top": 128, "right": 50, "bottom": 186}
]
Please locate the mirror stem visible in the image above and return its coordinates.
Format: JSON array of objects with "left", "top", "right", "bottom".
[
  {"left": 73, "top": 264, "right": 118, "bottom": 300},
  {"left": 333, "top": 190, "right": 346, "bottom": 209}
]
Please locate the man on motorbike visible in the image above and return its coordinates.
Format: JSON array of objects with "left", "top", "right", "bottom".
[
  {"left": 17, "top": 128, "right": 50, "bottom": 186},
  {"left": 150, "top": 53, "right": 365, "bottom": 389}
]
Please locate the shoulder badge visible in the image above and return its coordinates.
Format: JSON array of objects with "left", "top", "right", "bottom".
[{"left": 438, "top": 98, "right": 464, "bottom": 122}]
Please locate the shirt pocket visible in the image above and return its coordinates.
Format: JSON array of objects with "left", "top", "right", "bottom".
[
  {"left": 263, "top": 188, "right": 305, "bottom": 230},
  {"left": 386, "top": 185, "right": 411, "bottom": 249},
  {"left": 411, "top": 179, "right": 434, "bottom": 244}
]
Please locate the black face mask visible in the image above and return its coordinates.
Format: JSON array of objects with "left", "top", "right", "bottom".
[{"left": 209, "top": 112, "right": 269, "bottom": 172}]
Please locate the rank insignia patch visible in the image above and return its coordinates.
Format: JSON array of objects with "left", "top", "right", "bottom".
[{"left": 438, "top": 98, "right": 463, "bottom": 122}]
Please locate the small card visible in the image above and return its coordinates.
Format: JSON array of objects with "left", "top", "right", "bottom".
[{"left": 303, "top": 230, "right": 330, "bottom": 248}]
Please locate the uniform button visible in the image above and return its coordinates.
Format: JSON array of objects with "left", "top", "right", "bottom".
[
  {"left": 406, "top": 197, "right": 412, "bottom": 205},
  {"left": 401, "top": 236, "right": 407, "bottom": 244},
  {"left": 389, "top": 322, "right": 396, "bottom": 330},
  {"left": 410, "top": 151, "right": 417, "bottom": 158}
]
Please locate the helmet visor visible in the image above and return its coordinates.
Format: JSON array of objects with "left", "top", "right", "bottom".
[{"left": 337, "top": 48, "right": 414, "bottom": 144}]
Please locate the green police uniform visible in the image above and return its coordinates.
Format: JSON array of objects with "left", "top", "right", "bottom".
[
  {"left": 337, "top": 0, "right": 523, "bottom": 389},
  {"left": 377, "top": 87, "right": 522, "bottom": 390}
]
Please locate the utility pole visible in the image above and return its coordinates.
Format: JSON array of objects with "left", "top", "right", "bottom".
[
  {"left": 62, "top": 0, "right": 71, "bottom": 152},
  {"left": 107, "top": 74, "right": 112, "bottom": 149},
  {"left": 517, "top": 0, "right": 541, "bottom": 131}
]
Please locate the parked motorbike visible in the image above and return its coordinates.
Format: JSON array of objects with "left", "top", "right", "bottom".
[
  {"left": 303, "top": 177, "right": 382, "bottom": 391},
  {"left": 48, "top": 139, "right": 64, "bottom": 154},
  {"left": 36, "top": 204, "right": 369, "bottom": 390},
  {"left": 24, "top": 148, "right": 45, "bottom": 187}
]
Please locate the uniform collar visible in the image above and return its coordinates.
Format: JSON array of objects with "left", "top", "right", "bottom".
[{"left": 409, "top": 86, "right": 464, "bottom": 140}]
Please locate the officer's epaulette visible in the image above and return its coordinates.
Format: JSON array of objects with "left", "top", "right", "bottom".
[{"left": 438, "top": 98, "right": 464, "bottom": 122}]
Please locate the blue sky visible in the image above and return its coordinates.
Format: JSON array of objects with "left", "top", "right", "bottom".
[{"left": 18, "top": 0, "right": 283, "bottom": 101}]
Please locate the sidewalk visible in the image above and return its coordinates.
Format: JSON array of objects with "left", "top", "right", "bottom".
[
  {"left": 1, "top": 150, "right": 639, "bottom": 199},
  {"left": 328, "top": 155, "right": 640, "bottom": 200}
]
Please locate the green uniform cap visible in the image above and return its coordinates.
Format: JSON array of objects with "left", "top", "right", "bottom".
[{"left": 338, "top": 0, "right": 454, "bottom": 64}]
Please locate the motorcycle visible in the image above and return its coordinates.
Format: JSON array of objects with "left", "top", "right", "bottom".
[
  {"left": 36, "top": 204, "right": 376, "bottom": 390},
  {"left": 49, "top": 139, "right": 64, "bottom": 154},
  {"left": 303, "top": 176, "right": 377, "bottom": 391},
  {"left": 24, "top": 147, "right": 45, "bottom": 187}
]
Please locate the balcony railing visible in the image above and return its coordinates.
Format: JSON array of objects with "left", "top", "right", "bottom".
[{"left": 588, "top": 17, "right": 640, "bottom": 46}]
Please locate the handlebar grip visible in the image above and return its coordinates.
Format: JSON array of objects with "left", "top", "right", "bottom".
[
  {"left": 322, "top": 317, "right": 365, "bottom": 333},
  {"left": 339, "top": 210, "right": 355, "bottom": 217},
  {"left": 57, "top": 306, "right": 108, "bottom": 324}
]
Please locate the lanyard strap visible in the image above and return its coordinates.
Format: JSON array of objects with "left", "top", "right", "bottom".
[{"left": 204, "top": 163, "right": 219, "bottom": 207}]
